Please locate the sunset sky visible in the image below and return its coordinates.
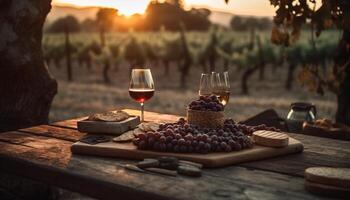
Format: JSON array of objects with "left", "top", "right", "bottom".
[{"left": 52, "top": 0, "right": 276, "bottom": 16}]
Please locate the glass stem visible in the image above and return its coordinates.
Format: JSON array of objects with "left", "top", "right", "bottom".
[{"left": 140, "top": 102, "right": 144, "bottom": 122}]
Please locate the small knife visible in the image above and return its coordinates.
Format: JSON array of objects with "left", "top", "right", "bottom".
[{"left": 116, "top": 163, "right": 177, "bottom": 177}]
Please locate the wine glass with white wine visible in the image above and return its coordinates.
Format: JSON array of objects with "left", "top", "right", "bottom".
[
  {"left": 199, "top": 73, "right": 212, "bottom": 97},
  {"left": 211, "top": 71, "right": 230, "bottom": 106}
]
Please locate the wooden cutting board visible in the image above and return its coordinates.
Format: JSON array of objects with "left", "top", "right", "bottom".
[{"left": 71, "top": 136, "right": 303, "bottom": 168}]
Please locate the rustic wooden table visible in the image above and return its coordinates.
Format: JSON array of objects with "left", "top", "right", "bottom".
[{"left": 0, "top": 109, "right": 349, "bottom": 200}]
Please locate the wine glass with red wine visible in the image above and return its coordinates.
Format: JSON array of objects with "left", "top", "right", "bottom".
[
  {"left": 211, "top": 71, "right": 230, "bottom": 106},
  {"left": 129, "top": 69, "right": 155, "bottom": 121}
]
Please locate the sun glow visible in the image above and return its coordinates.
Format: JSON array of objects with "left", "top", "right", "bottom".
[
  {"left": 53, "top": 0, "right": 150, "bottom": 16},
  {"left": 53, "top": 0, "right": 276, "bottom": 17}
]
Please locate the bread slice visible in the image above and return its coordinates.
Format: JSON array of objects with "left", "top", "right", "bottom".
[{"left": 252, "top": 130, "right": 289, "bottom": 147}]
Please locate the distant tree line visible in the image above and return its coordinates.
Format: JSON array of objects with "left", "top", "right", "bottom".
[
  {"left": 47, "top": 0, "right": 211, "bottom": 33},
  {"left": 230, "top": 16, "right": 273, "bottom": 31}
]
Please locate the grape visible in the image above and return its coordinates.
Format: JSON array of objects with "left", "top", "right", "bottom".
[
  {"left": 154, "top": 132, "right": 161, "bottom": 139},
  {"left": 225, "top": 145, "right": 232, "bottom": 152},
  {"left": 159, "top": 136, "right": 166, "bottom": 143},
  {"left": 175, "top": 134, "right": 182, "bottom": 140},
  {"left": 166, "top": 143, "right": 173, "bottom": 151},
  {"left": 171, "top": 139, "right": 178, "bottom": 145},
  {"left": 180, "top": 145, "right": 187, "bottom": 153},
  {"left": 185, "top": 134, "right": 193, "bottom": 141},
  {"left": 148, "top": 137, "right": 155, "bottom": 147},
  {"left": 178, "top": 138, "right": 186, "bottom": 145},
  {"left": 195, "top": 146, "right": 201, "bottom": 153},
  {"left": 173, "top": 145, "right": 180, "bottom": 153},
  {"left": 202, "top": 134, "right": 209, "bottom": 142},
  {"left": 204, "top": 143, "right": 211, "bottom": 151},
  {"left": 138, "top": 140, "right": 147, "bottom": 150},
  {"left": 188, "top": 146, "right": 194, "bottom": 153},
  {"left": 188, "top": 95, "right": 224, "bottom": 112},
  {"left": 166, "top": 136, "right": 173, "bottom": 143},
  {"left": 153, "top": 142, "right": 160, "bottom": 151},
  {"left": 220, "top": 142, "right": 228, "bottom": 149},
  {"left": 197, "top": 134, "right": 203, "bottom": 141},
  {"left": 133, "top": 138, "right": 140, "bottom": 145},
  {"left": 198, "top": 141, "right": 205, "bottom": 147},
  {"left": 211, "top": 135, "right": 218, "bottom": 141},
  {"left": 137, "top": 133, "right": 146, "bottom": 140},
  {"left": 232, "top": 143, "right": 242, "bottom": 151},
  {"left": 159, "top": 143, "right": 167, "bottom": 151},
  {"left": 166, "top": 128, "right": 174, "bottom": 135}
]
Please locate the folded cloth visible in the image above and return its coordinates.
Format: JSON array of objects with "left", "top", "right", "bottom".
[{"left": 240, "top": 109, "right": 289, "bottom": 132}]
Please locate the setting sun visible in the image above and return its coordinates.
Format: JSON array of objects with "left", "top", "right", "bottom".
[{"left": 53, "top": 0, "right": 150, "bottom": 16}]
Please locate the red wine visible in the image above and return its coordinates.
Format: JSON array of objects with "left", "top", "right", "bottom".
[{"left": 129, "top": 89, "right": 154, "bottom": 103}]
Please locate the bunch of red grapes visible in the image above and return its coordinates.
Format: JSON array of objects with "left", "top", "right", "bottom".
[
  {"left": 133, "top": 118, "right": 256, "bottom": 154},
  {"left": 188, "top": 95, "right": 224, "bottom": 112}
]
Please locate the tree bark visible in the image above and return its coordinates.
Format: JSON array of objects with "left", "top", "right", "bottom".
[
  {"left": 163, "top": 60, "right": 170, "bottom": 76},
  {"left": 241, "top": 65, "right": 259, "bottom": 95},
  {"left": 259, "top": 64, "right": 266, "bottom": 81},
  {"left": 103, "top": 60, "right": 110, "bottom": 84},
  {"left": 0, "top": 0, "right": 57, "bottom": 132},
  {"left": 335, "top": 29, "right": 350, "bottom": 126},
  {"left": 223, "top": 60, "right": 229, "bottom": 71},
  {"left": 285, "top": 63, "right": 297, "bottom": 90}
]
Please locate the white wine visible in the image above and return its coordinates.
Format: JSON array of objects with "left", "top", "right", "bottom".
[{"left": 212, "top": 90, "right": 230, "bottom": 106}]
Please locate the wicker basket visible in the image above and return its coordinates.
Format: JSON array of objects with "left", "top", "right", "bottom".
[{"left": 186, "top": 109, "right": 225, "bottom": 128}]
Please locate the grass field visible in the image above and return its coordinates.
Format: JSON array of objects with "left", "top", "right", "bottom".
[{"left": 48, "top": 59, "right": 337, "bottom": 123}]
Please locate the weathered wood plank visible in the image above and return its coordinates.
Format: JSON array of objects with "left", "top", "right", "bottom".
[
  {"left": 51, "top": 116, "right": 88, "bottom": 129},
  {"left": 19, "top": 125, "right": 85, "bottom": 142},
  {"left": 241, "top": 133, "right": 350, "bottom": 177},
  {"left": 0, "top": 132, "right": 72, "bottom": 167},
  {"left": 0, "top": 131, "right": 327, "bottom": 200}
]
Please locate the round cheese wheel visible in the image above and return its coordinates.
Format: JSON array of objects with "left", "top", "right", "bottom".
[
  {"left": 252, "top": 130, "right": 289, "bottom": 147},
  {"left": 305, "top": 167, "right": 350, "bottom": 188}
]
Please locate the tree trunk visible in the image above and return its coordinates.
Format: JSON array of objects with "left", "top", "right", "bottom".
[
  {"left": 0, "top": 1, "right": 57, "bottom": 131},
  {"left": 335, "top": 29, "right": 350, "bottom": 126},
  {"left": 259, "top": 64, "right": 266, "bottom": 81},
  {"left": 163, "top": 60, "right": 170, "bottom": 76},
  {"left": 103, "top": 60, "right": 110, "bottom": 84},
  {"left": 180, "top": 61, "right": 191, "bottom": 89},
  {"left": 54, "top": 58, "right": 61, "bottom": 69},
  {"left": 100, "top": 28, "right": 105, "bottom": 47},
  {"left": 64, "top": 26, "right": 72, "bottom": 81},
  {"left": 201, "top": 60, "right": 207, "bottom": 73},
  {"left": 285, "top": 63, "right": 297, "bottom": 90},
  {"left": 241, "top": 65, "right": 259, "bottom": 95},
  {"left": 209, "top": 56, "right": 216, "bottom": 72},
  {"left": 223, "top": 60, "right": 229, "bottom": 71}
]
